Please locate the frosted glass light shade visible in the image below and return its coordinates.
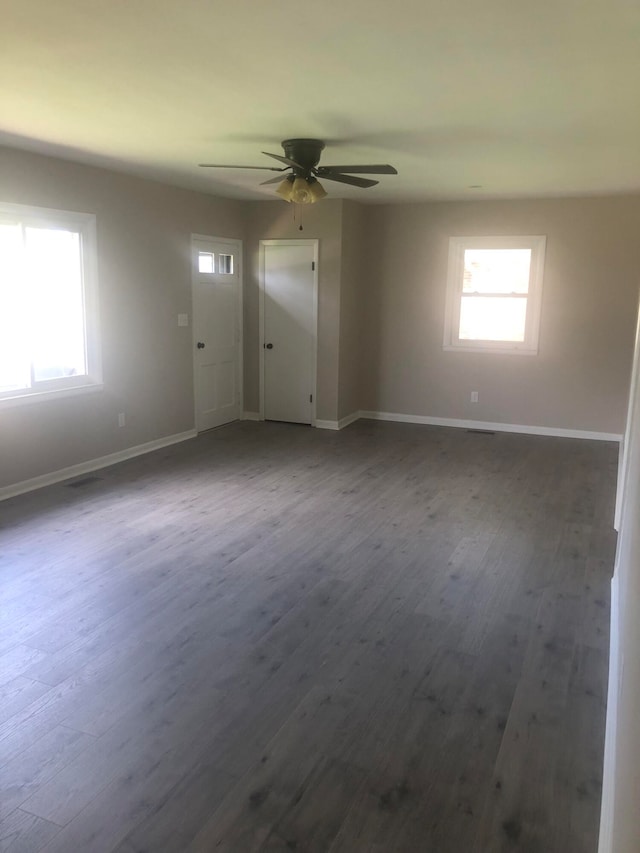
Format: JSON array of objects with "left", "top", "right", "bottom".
[
  {"left": 276, "top": 178, "right": 294, "bottom": 201},
  {"left": 290, "top": 177, "right": 314, "bottom": 204},
  {"left": 307, "top": 180, "right": 327, "bottom": 202}
]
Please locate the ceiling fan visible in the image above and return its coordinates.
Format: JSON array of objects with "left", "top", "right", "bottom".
[{"left": 199, "top": 138, "right": 398, "bottom": 204}]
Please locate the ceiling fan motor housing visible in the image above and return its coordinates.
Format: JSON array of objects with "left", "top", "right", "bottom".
[{"left": 282, "top": 139, "right": 325, "bottom": 175}]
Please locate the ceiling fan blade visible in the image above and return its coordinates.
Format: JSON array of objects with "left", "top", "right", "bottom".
[
  {"left": 317, "top": 164, "right": 398, "bottom": 175},
  {"left": 260, "top": 173, "right": 292, "bottom": 185},
  {"left": 262, "top": 151, "right": 305, "bottom": 170},
  {"left": 318, "top": 173, "right": 379, "bottom": 188},
  {"left": 198, "top": 164, "right": 287, "bottom": 171}
]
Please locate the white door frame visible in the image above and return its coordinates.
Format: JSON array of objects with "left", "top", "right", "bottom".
[
  {"left": 191, "top": 233, "right": 243, "bottom": 429},
  {"left": 258, "top": 239, "right": 318, "bottom": 425}
]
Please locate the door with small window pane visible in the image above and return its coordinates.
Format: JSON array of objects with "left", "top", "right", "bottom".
[{"left": 192, "top": 236, "right": 241, "bottom": 431}]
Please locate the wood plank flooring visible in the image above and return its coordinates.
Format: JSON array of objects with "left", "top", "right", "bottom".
[{"left": 0, "top": 420, "right": 618, "bottom": 852}]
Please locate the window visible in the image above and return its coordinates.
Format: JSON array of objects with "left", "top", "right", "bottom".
[
  {"left": 0, "top": 202, "right": 101, "bottom": 405},
  {"left": 218, "top": 253, "right": 233, "bottom": 275},
  {"left": 443, "top": 235, "right": 546, "bottom": 354},
  {"left": 197, "top": 251, "right": 234, "bottom": 275},
  {"left": 198, "top": 251, "right": 214, "bottom": 273}
]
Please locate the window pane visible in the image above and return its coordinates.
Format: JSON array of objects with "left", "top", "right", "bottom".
[
  {"left": 459, "top": 296, "right": 527, "bottom": 342},
  {"left": 218, "top": 253, "right": 233, "bottom": 274},
  {"left": 463, "top": 249, "right": 531, "bottom": 294},
  {"left": 25, "top": 227, "right": 87, "bottom": 381},
  {"left": 198, "top": 252, "right": 214, "bottom": 273},
  {"left": 0, "top": 223, "right": 30, "bottom": 391}
]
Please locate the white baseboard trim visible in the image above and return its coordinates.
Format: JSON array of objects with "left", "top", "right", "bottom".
[
  {"left": 598, "top": 573, "right": 620, "bottom": 853},
  {"left": 358, "top": 410, "right": 622, "bottom": 443},
  {"left": 314, "top": 411, "right": 360, "bottom": 431},
  {"left": 0, "top": 429, "right": 197, "bottom": 502},
  {"left": 240, "top": 409, "right": 620, "bottom": 442},
  {"left": 338, "top": 411, "right": 361, "bottom": 430}
]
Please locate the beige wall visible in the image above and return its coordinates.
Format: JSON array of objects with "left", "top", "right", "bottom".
[
  {"left": 2, "top": 144, "right": 640, "bottom": 490},
  {"left": 359, "top": 197, "right": 640, "bottom": 434},
  {"left": 243, "top": 199, "right": 344, "bottom": 422},
  {"left": 338, "top": 200, "right": 367, "bottom": 420},
  {"left": 0, "top": 146, "right": 244, "bottom": 488}
]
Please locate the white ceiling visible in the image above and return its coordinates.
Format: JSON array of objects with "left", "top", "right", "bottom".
[{"left": 2, "top": 0, "right": 640, "bottom": 203}]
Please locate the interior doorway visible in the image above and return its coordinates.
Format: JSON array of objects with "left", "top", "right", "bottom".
[
  {"left": 191, "top": 235, "right": 243, "bottom": 432},
  {"left": 259, "top": 239, "right": 318, "bottom": 425}
]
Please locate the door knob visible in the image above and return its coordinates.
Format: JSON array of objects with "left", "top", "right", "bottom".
[
  {"left": 265, "top": 343, "right": 273, "bottom": 349},
  {"left": 197, "top": 341, "right": 205, "bottom": 349}
]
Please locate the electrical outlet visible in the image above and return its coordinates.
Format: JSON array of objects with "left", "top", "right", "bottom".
[
  {"left": 178, "top": 313, "right": 189, "bottom": 327},
  {"left": 118, "top": 413, "right": 126, "bottom": 427},
  {"left": 471, "top": 391, "right": 479, "bottom": 403}
]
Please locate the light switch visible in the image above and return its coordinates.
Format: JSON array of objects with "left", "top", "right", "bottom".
[{"left": 178, "top": 313, "right": 189, "bottom": 327}]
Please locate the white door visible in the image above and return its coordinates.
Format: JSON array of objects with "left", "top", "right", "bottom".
[
  {"left": 261, "top": 240, "right": 317, "bottom": 424},
  {"left": 192, "top": 236, "right": 242, "bottom": 432}
]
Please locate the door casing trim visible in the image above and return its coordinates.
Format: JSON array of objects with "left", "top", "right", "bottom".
[{"left": 258, "top": 239, "right": 319, "bottom": 426}]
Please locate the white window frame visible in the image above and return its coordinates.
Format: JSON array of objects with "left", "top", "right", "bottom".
[
  {"left": 0, "top": 201, "right": 102, "bottom": 408},
  {"left": 443, "top": 235, "right": 546, "bottom": 355}
]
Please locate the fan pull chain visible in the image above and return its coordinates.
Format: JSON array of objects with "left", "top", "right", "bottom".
[{"left": 293, "top": 203, "right": 304, "bottom": 231}]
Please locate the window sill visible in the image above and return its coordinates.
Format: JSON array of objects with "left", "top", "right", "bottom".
[
  {"left": 0, "top": 382, "right": 104, "bottom": 409},
  {"left": 443, "top": 343, "right": 538, "bottom": 356}
]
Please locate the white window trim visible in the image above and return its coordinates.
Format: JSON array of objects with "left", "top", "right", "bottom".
[
  {"left": 443, "top": 235, "right": 546, "bottom": 355},
  {"left": 0, "top": 201, "right": 102, "bottom": 408}
]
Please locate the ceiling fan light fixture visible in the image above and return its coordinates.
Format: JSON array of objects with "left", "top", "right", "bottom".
[{"left": 290, "top": 176, "right": 326, "bottom": 205}]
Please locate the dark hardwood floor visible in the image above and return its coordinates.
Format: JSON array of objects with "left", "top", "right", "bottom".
[{"left": 0, "top": 420, "right": 617, "bottom": 852}]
